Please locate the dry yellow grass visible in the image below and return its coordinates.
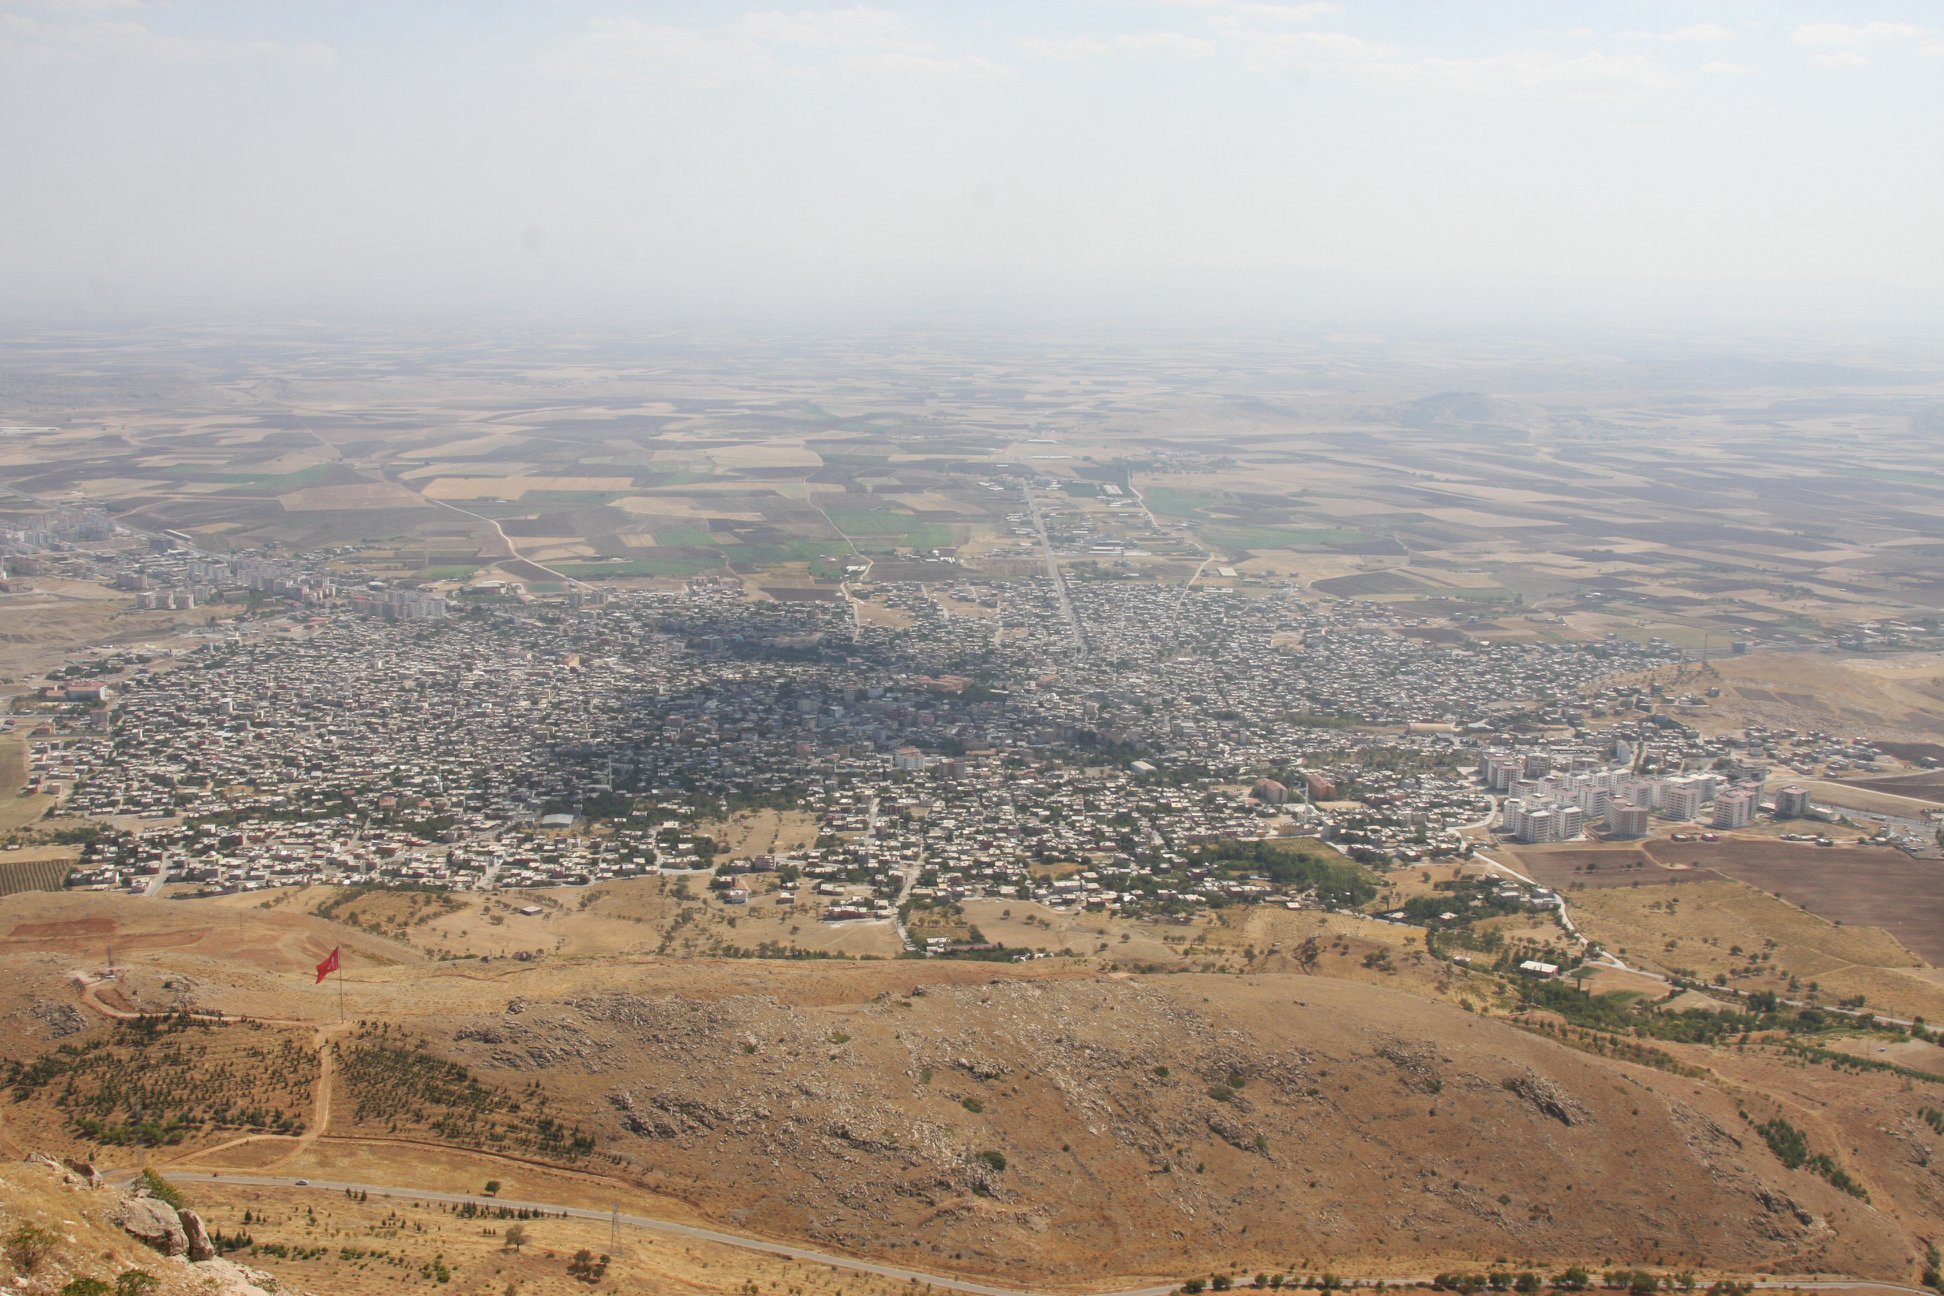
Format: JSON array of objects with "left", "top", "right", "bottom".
[
  {"left": 181, "top": 1179, "right": 922, "bottom": 1296},
  {"left": 851, "top": 598, "right": 913, "bottom": 629},
  {"left": 0, "top": 577, "right": 213, "bottom": 680},
  {"left": 1, "top": 734, "right": 59, "bottom": 834},
  {"left": 1662, "top": 650, "right": 1944, "bottom": 741},
  {"left": 279, "top": 483, "right": 427, "bottom": 511},
  {"left": 419, "top": 476, "right": 635, "bottom": 501},
  {"left": 3, "top": 888, "right": 1936, "bottom": 1290},
  {"left": 233, "top": 872, "right": 903, "bottom": 964},
  {"left": 705, "top": 441, "right": 823, "bottom": 469},
  {"left": 610, "top": 495, "right": 765, "bottom": 520},
  {"left": 1567, "top": 879, "right": 1944, "bottom": 1021},
  {"left": 692, "top": 808, "right": 822, "bottom": 858},
  {"left": 0, "top": 1161, "right": 284, "bottom": 1296}
]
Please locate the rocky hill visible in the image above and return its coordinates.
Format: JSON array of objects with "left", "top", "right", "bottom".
[
  {"left": 1, "top": 1156, "right": 290, "bottom": 1296},
  {"left": 410, "top": 973, "right": 1922, "bottom": 1287},
  {"left": 2, "top": 890, "right": 1940, "bottom": 1294}
]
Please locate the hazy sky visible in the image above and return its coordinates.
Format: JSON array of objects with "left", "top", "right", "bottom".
[{"left": 3, "top": 1, "right": 1940, "bottom": 322}]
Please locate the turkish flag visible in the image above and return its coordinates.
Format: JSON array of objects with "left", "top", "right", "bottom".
[{"left": 315, "top": 947, "right": 340, "bottom": 983}]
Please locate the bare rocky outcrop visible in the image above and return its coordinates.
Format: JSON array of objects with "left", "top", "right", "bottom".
[
  {"left": 64, "top": 1156, "right": 106, "bottom": 1188},
  {"left": 31, "top": 997, "right": 87, "bottom": 1038},
  {"left": 115, "top": 1194, "right": 189, "bottom": 1256},
  {"left": 1502, "top": 1071, "right": 1590, "bottom": 1127},
  {"left": 179, "top": 1207, "right": 218, "bottom": 1262},
  {"left": 14, "top": 1153, "right": 285, "bottom": 1294}
]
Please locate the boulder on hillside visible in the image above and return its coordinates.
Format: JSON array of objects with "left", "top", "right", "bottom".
[
  {"left": 63, "top": 1156, "right": 106, "bottom": 1188},
  {"left": 23, "top": 1151, "right": 104, "bottom": 1189},
  {"left": 115, "top": 1194, "right": 188, "bottom": 1256},
  {"left": 180, "top": 1206, "right": 217, "bottom": 1262}
]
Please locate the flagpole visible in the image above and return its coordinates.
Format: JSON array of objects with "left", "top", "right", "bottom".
[{"left": 336, "top": 960, "right": 345, "bottom": 1024}]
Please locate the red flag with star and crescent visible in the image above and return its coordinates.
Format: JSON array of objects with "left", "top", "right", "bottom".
[{"left": 315, "top": 947, "right": 340, "bottom": 984}]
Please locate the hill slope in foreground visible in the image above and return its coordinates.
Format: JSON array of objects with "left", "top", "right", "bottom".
[{"left": 2, "top": 889, "right": 1941, "bottom": 1295}]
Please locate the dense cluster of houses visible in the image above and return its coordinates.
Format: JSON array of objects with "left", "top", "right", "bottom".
[{"left": 16, "top": 572, "right": 1731, "bottom": 931}]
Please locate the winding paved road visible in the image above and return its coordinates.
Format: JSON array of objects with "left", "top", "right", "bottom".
[
  {"left": 145, "top": 1172, "right": 1935, "bottom": 1296},
  {"left": 154, "top": 1172, "right": 1177, "bottom": 1296}
]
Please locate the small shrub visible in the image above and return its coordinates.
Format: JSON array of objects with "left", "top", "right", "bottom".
[
  {"left": 62, "top": 1279, "right": 111, "bottom": 1296},
  {"left": 6, "top": 1223, "right": 59, "bottom": 1274},
  {"left": 135, "top": 1170, "right": 185, "bottom": 1211},
  {"left": 975, "top": 1150, "right": 1007, "bottom": 1173}
]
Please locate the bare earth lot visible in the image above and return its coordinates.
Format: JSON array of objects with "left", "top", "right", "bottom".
[{"left": 1640, "top": 839, "right": 1944, "bottom": 965}]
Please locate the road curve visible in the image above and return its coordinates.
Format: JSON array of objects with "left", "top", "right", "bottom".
[{"left": 148, "top": 1172, "right": 1930, "bottom": 1296}]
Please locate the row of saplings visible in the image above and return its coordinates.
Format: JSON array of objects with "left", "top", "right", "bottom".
[{"left": 1177, "top": 1271, "right": 1758, "bottom": 1294}]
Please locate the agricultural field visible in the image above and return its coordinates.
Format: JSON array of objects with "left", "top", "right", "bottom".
[
  {"left": 1493, "top": 843, "right": 1704, "bottom": 892},
  {"left": 6, "top": 322, "right": 1944, "bottom": 658},
  {"left": 1638, "top": 839, "right": 1944, "bottom": 965},
  {"left": 0, "top": 849, "right": 73, "bottom": 897}
]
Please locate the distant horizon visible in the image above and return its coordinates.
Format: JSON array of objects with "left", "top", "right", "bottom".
[{"left": 6, "top": 267, "right": 1944, "bottom": 352}]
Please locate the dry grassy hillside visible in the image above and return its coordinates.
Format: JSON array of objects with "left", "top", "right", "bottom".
[
  {"left": 0, "top": 1158, "right": 285, "bottom": 1296},
  {"left": 1567, "top": 880, "right": 1944, "bottom": 1023},
  {"left": 416, "top": 974, "right": 1925, "bottom": 1287},
  {"left": 1632, "top": 651, "right": 1944, "bottom": 742},
  {"left": 3, "top": 890, "right": 1942, "bottom": 1294}
]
